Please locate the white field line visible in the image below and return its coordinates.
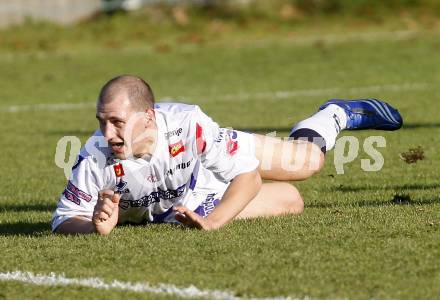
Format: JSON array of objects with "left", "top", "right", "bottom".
[
  {"left": 214, "top": 82, "right": 429, "bottom": 101},
  {"left": 0, "top": 271, "right": 308, "bottom": 300},
  {"left": 0, "top": 102, "right": 96, "bottom": 113},
  {"left": 0, "top": 82, "right": 429, "bottom": 113}
]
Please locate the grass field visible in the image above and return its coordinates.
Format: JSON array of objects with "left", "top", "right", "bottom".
[{"left": 0, "top": 13, "right": 439, "bottom": 300}]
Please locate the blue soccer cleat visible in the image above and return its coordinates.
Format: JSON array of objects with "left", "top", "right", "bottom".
[{"left": 319, "top": 98, "right": 403, "bottom": 130}]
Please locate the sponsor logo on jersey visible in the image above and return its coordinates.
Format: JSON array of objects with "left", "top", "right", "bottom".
[
  {"left": 147, "top": 174, "right": 159, "bottom": 183},
  {"left": 116, "top": 179, "right": 130, "bottom": 194},
  {"left": 214, "top": 129, "right": 238, "bottom": 155},
  {"left": 166, "top": 160, "right": 193, "bottom": 176},
  {"left": 226, "top": 130, "right": 238, "bottom": 156},
  {"left": 214, "top": 129, "right": 226, "bottom": 143},
  {"left": 113, "top": 163, "right": 125, "bottom": 177},
  {"left": 63, "top": 180, "right": 92, "bottom": 205},
  {"left": 196, "top": 123, "right": 206, "bottom": 154},
  {"left": 169, "top": 140, "right": 185, "bottom": 157},
  {"left": 127, "top": 183, "right": 187, "bottom": 208},
  {"left": 63, "top": 189, "right": 80, "bottom": 205},
  {"left": 164, "top": 128, "right": 183, "bottom": 139},
  {"left": 194, "top": 193, "right": 220, "bottom": 218}
]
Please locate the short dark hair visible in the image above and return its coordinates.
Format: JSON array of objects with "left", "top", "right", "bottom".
[{"left": 98, "top": 75, "right": 155, "bottom": 111}]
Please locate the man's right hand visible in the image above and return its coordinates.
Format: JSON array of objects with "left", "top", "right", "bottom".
[{"left": 92, "top": 189, "right": 120, "bottom": 235}]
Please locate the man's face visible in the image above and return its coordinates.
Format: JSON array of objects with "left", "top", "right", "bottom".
[{"left": 96, "top": 94, "right": 155, "bottom": 160}]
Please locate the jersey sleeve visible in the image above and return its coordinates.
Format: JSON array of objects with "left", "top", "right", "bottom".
[
  {"left": 51, "top": 154, "right": 104, "bottom": 232},
  {"left": 192, "top": 106, "right": 259, "bottom": 182}
]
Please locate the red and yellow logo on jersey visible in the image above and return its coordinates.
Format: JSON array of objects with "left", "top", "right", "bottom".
[
  {"left": 113, "top": 163, "right": 125, "bottom": 177},
  {"left": 169, "top": 140, "right": 185, "bottom": 157}
]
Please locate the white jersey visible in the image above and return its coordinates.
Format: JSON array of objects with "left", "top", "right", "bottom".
[{"left": 51, "top": 103, "right": 258, "bottom": 231}]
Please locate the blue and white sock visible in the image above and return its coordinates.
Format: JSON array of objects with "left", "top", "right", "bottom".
[{"left": 289, "top": 104, "right": 347, "bottom": 153}]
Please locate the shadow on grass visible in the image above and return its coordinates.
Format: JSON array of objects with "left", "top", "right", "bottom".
[
  {"left": 308, "top": 196, "right": 439, "bottom": 209},
  {"left": 0, "top": 203, "right": 55, "bottom": 213},
  {"left": 328, "top": 183, "right": 440, "bottom": 193},
  {"left": 0, "top": 221, "right": 50, "bottom": 236},
  {"left": 403, "top": 122, "right": 440, "bottom": 129}
]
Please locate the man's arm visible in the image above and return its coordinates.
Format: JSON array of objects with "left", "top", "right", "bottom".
[
  {"left": 55, "top": 216, "right": 95, "bottom": 234},
  {"left": 174, "top": 169, "right": 262, "bottom": 230},
  {"left": 55, "top": 190, "right": 120, "bottom": 235}
]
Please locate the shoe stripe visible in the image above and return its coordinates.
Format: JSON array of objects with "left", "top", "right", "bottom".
[
  {"left": 371, "top": 99, "right": 399, "bottom": 124},
  {"left": 376, "top": 99, "right": 400, "bottom": 124},
  {"left": 374, "top": 99, "right": 399, "bottom": 124},
  {"left": 364, "top": 100, "right": 393, "bottom": 123},
  {"left": 366, "top": 99, "right": 398, "bottom": 124}
]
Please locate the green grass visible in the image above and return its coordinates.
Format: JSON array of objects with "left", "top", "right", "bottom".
[{"left": 0, "top": 15, "right": 440, "bottom": 300}]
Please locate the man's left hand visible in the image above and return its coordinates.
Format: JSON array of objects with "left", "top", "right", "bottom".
[{"left": 174, "top": 206, "right": 216, "bottom": 231}]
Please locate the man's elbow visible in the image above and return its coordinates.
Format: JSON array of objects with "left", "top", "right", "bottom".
[{"left": 53, "top": 217, "right": 95, "bottom": 235}]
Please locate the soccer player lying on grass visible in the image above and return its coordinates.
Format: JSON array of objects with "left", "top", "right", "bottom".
[{"left": 52, "top": 75, "right": 403, "bottom": 235}]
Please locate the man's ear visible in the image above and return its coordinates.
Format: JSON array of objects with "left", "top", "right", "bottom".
[{"left": 145, "top": 108, "right": 156, "bottom": 125}]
